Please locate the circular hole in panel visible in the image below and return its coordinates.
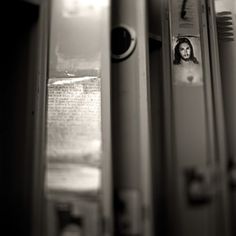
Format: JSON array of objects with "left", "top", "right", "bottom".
[{"left": 112, "top": 25, "right": 136, "bottom": 62}]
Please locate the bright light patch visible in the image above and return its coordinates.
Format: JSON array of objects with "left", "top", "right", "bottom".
[
  {"left": 62, "top": 0, "right": 108, "bottom": 17},
  {"left": 63, "top": 0, "right": 108, "bottom": 9}
]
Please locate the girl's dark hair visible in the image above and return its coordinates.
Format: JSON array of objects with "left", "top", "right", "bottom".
[{"left": 173, "top": 37, "right": 199, "bottom": 64}]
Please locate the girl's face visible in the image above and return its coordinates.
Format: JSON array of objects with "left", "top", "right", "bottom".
[{"left": 179, "top": 42, "right": 191, "bottom": 60}]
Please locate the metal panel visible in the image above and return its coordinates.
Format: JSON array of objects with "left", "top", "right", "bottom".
[
  {"left": 36, "top": 0, "right": 113, "bottom": 235},
  {"left": 216, "top": 1, "right": 236, "bottom": 235},
  {"left": 161, "top": 0, "right": 231, "bottom": 235},
  {"left": 205, "top": 1, "right": 231, "bottom": 235},
  {"left": 111, "top": 0, "right": 153, "bottom": 235}
]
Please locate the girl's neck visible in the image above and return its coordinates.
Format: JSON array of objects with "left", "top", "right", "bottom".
[{"left": 181, "top": 59, "right": 192, "bottom": 64}]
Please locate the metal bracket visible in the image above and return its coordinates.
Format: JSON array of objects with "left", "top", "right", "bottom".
[{"left": 185, "top": 167, "right": 215, "bottom": 206}]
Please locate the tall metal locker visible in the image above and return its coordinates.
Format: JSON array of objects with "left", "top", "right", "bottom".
[
  {"left": 111, "top": 0, "right": 154, "bottom": 235},
  {"left": 161, "top": 0, "right": 231, "bottom": 235},
  {"left": 215, "top": 0, "right": 236, "bottom": 235},
  {"left": 32, "top": 0, "right": 113, "bottom": 236}
]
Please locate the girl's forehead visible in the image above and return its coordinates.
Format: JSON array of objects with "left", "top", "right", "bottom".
[{"left": 179, "top": 42, "right": 189, "bottom": 48}]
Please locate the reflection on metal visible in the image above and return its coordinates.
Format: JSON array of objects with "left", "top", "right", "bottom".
[
  {"left": 46, "top": 0, "right": 104, "bottom": 188},
  {"left": 45, "top": 76, "right": 101, "bottom": 194},
  {"left": 46, "top": 77, "right": 101, "bottom": 167}
]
